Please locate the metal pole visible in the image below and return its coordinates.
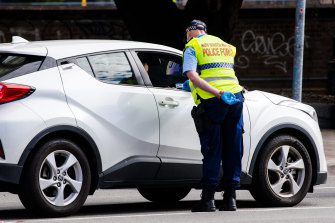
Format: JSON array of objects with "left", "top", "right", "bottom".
[{"left": 292, "top": 0, "right": 306, "bottom": 102}]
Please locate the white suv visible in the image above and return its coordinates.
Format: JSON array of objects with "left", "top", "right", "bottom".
[{"left": 0, "top": 37, "right": 327, "bottom": 217}]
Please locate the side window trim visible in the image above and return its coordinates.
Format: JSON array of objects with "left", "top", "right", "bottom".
[
  {"left": 129, "top": 50, "right": 152, "bottom": 86},
  {"left": 39, "top": 56, "right": 57, "bottom": 71},
  {"left": 57, "top": 58, "right": 76, "bottom": 66},
  {"left": 80, "top": 56, "right": 95, "bottom": 77},
  {"left": 58, "top": 57, "right": 95, "bottom": 77},
  {"left": 57, "top": 50, "right": 144, "bottom": 87},
  {"left": 130, "top": 50, "right": 184, "bottom": 89},
  {"left": 124, "top": 51, "right": 145, "bottom": 86}
]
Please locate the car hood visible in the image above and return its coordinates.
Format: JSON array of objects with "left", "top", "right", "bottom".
[{"left": 259, "top": 91, "right": 296, "bottom": 105}]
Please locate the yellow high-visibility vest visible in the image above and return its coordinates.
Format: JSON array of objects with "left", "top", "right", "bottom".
[{"left": 184, "top": 35, "right": 242, "bottom": 105}]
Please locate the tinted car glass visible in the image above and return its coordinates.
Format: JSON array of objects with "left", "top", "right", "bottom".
[
  {"left": 76, "top": 57, "right": 94, "bottom": 77},
  {"left": 0, "top": 54, "right": 44, "bottom": 81},
  {"left": 88, "top": 52, "right": 137, "bottom": 85},
  {"left": 137, "top": 52, "right": 186, "bottom": 88}
]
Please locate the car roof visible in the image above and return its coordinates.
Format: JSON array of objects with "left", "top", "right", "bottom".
[{"left": 0, "top": 39, "right": 183, "bottom": 60}]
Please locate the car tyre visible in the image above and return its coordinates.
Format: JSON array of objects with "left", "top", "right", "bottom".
[
  {"left": 138, "top": 187, "right": 191, "bottom": 203},
  {"left": 250, "top": 134, "right": 312, "bottom": 207},
  {"left": 18, "top": 139, "right": 91, "bottom": 217}
]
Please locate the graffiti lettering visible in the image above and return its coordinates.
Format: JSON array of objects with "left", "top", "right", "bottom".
[{"left": 235, "top": 30, "right": 309, "bottom": 72}]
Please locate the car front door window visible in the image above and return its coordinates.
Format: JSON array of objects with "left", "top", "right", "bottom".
[{"left": 136, "top": 52, "right": 186, "bottom": 89}]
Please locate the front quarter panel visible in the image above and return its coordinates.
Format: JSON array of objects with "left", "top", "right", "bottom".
[{"left": 245, "top": 91, "right": 326, "bottom": 175}]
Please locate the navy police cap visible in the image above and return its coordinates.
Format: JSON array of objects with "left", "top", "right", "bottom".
[{"left": 186, "top": 19, "right": 207, "bottom": 32}]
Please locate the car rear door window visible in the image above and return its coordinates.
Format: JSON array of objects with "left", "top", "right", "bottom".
[
  {"left": 88, "top": 52, "right": 137, "bottom": 85},
  {"left": 0, "top": 54, "right": 44, "bottom": 81},
  {"left": 76, "top": 57, "right": 94, "bottom": 77}
]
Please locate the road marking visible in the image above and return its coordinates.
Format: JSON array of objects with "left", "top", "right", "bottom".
[
  {"left": 23, "top": 212, "right": 191, "bottom": 222},
  {"left": 314, "top": 186, "right": 335, "bottom": 190},
  {"left": 20, "top": 206, "right": 335, "bottom": 222},
  {"left": 239, "top": 206, "right": 335, "bottom": 212}
]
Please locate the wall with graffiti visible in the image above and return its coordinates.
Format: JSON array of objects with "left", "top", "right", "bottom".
[
  {"left": 231, "top": 9, "right": 335, "bottom": 91},
  {"left": 236, "top": 30, "right": 301, "bottom": 73}
]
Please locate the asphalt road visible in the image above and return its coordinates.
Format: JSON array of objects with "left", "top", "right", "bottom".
[{"left": 0, "top": 176, "right": 335, "bottom": 223}]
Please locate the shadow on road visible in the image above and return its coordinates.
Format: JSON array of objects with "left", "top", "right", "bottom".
[{"left": 0, "top": 200, "right": 266, "bottom": 220}]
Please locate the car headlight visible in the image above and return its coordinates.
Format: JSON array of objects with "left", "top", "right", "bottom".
[{"left": 278, "top": 100, "right": 318, "bottom": 123}]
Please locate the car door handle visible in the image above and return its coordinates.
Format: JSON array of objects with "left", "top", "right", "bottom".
[
  {"left": 158, "top": 97, "right": 179, "bottom": 108},
  {"left": 61, "top": 63, "right": 74, "bottom": 70}
]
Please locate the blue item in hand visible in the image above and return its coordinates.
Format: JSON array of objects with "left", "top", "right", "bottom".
[
  {"left": 182, "top": 80, "right": 191, "bottom": 92},
  {"left": 221, "top": 91, "right": 240, "bottom": 105}
]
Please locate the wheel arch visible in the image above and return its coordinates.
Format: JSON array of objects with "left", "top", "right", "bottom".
[
  {"left": 248, "top": 124, "right": 319, "bottom": 188},
  {"left": 18, "top": 125, "right": 102, "bottom": 195}
]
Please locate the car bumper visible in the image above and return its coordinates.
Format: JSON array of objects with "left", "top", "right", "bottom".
[
  {"left": 0, "top": 163, "right": 22, "bottom": 185},
  {"left": 315, "top": 171, "right": 327, "bottom": 185}
]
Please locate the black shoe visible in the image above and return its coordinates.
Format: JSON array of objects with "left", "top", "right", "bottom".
[
  {"left": 219, "top": 189, "right": 237, "bottom": 211},
  {"left": 191, "top": 190, "right": 216, "bottom": 212}
]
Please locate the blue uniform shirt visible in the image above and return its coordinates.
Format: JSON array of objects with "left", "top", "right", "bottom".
[{"left": 182, "top": 34, "right": 206, "bottom": 77}]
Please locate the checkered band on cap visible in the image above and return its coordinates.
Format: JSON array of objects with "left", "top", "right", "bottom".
[
  {"left": 187, "top": 25, "right": 198, "bottom": 31},
  {"left": 186, "top": 19, "right": 207, "bottom": 32},
  {"left": 198, "top": 62, "right": 234, "bottom": 71}
]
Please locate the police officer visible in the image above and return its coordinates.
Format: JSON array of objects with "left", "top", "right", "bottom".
[{"left": 182, "top": 19, "right": 244, "bottom": 212}]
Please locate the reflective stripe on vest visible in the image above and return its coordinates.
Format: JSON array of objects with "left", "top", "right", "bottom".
[
  {"left": 198, "top": 62, "right": 234, "bottom": 71},
  {"left": 191, "top": 76, "right": 238, "bottom": 91}
]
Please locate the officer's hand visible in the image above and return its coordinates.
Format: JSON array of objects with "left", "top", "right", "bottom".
[
  {"left": 221, "top": 91, "right": 240, "bottom": 105},
  {"left": 182, "top": 80, "right": 191, "bottom": 92}
]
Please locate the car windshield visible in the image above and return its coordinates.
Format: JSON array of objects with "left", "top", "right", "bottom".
[{"left": 0, "top": 54, "right": 44, "bottom": 80}]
